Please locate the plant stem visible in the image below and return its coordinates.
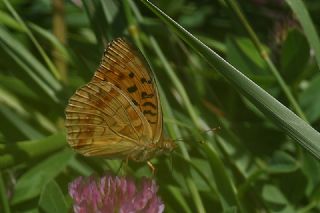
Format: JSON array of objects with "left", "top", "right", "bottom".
[
  {"left": 0, "top": 172, "right": 10, "bottom": 213},
  {"left": 52, "top": 0, "right": 67, "bottom": 82}
]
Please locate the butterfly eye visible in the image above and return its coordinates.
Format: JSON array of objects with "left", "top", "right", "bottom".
[
  {"left": 164, "top": 143, "right": 168, "bottom": 149},
  {"left": 164, "top": 142, "right": 171, "bottom": 149}
]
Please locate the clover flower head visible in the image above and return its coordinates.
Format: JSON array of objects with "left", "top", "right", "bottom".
[{"left": 69, "top": 174, "right": 164, "bottom": 213}]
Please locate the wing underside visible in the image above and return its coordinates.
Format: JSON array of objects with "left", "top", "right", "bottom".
[{"left": 65, "top": 81, "right": 151, "bottom": 157}]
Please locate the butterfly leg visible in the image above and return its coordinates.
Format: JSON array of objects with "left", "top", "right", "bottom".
[
  {"left": 147, "top": 161, "right": 156, "bottom": 176},
  {"left": 116, "top": 158, "right": 129, "bottom": 175}
]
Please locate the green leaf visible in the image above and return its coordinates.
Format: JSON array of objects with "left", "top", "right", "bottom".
[
  {"left": 0, "top": 133, "right": 67, "bottom": 169},
  {"left": 226, "top": 37, "right": 275, "bottom": 87},
  {"left": 301, "top": 152, "right": 320, "bottom": 196},
  {"left": 299, "top": 74, "right": 320, "bottom": 122},
  {"left": 280, "top": 29, "right": 309, "bottom": 83},
  {"left": 266, "top": 151, "right": 299, "bottom": 174},
  {"left": 262, "top": 184, "right": 295, "bottom": 213},
  {"left": 227, "top": 37, "right": 268, "bottom": 76},
  {"left": 11, "top": 149, "right": 74, "bottom": 205},
  {"left": 39, "top": 180, "right": 68, "bottom": 213},
  {"left": 286, "top": 0, "right": 320, "bottom": 70}
]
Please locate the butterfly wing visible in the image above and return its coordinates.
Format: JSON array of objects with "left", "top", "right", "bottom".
[
  {"left": 93, "top": 38, "right": 163, "bottom": 143},
  {"left": 65, "top": 81, "right": 152, "bottom": 157}
]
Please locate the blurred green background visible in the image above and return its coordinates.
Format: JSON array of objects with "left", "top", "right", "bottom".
[{"left": 1, "top": 0, "right": 320, "bottom": 212}]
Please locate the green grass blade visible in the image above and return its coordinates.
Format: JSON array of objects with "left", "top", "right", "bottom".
[
  {"left": 166, "top": 185, "right": 192, "bottom": 213},
  {"left": 3, "top": 0, "right": 61, "bottom": 80},
  {"left": 29, "top": 23, "right": 70, "bottom": 63},
  {"left": 203, "top": 144, "right": 241, "bottom": 211},
  {"left": 0, "top": 28, "right": 61, "bottom": 102},
  {"left": 0, "top": 105, "right": 44, "bottom": 140},
  {"left": 186, "top": 178, "right": 206, "bottom": 213},
  {"left": 11, "top": 149, "right": 74, "bottom": 205},
  {"left": 139, "top": 0, "right": 320, "bottom": 160},
  {"left": 0, "top": 10, "right": 23, "bottom": 31}
]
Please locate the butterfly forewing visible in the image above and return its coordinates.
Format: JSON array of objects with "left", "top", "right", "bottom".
[{"left": 93, "top": 38, "right": 163, "bottom": 143}]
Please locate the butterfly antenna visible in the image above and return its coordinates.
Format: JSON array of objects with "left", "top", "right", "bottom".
[
  {"left": 172, "top": 126, "right": 221, "bottom": 144},
  {"left": 172, "top": 138, "right": 185, "bottom": 142}
]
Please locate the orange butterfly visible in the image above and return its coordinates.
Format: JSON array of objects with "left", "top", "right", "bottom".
[{"left": 65, "top": 38, "right": 176, "bottom": 162}]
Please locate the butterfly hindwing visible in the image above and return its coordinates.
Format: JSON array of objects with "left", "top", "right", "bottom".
[{"left": 65, "top": 81, "right": 152, "bottom": 157}]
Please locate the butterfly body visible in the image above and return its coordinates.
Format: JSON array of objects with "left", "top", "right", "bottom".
[{"left": 65, "top": 38, "right": 176, "bottom": 162}]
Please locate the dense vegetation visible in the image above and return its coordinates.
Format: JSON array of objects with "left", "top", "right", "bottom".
[{"left": 1, "top": 0, "right": 320, "bottom": 212}]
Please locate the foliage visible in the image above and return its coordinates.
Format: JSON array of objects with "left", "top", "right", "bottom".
[{"left": 1, "top": 0, "right": 320, "bottom": 212}]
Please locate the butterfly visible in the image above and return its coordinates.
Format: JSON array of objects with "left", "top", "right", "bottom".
[{"left": 65, "top": 38, "right": 176, "bottom": 162}]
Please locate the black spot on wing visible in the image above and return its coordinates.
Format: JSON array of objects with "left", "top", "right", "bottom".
[
  {"left": 129, "top": 72, "right": 134, "bottom": 78},
  {"left": 141, "top": 92, "right": 154, "bottom": 99},
  {"left": 143, "top": 110, "right": 157, "bottom": 116},
  {"left": 141, "top": 78, "right": 152, "bottom": 84},
  {"left": 127, "top": 85, "right": 138, "bottom": 93},
  {"left": 148, "top": 120, "right": 157, "bottom": 124},
  {"left": 143, "top": 102, "right": 157, "bottom": 109}
]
